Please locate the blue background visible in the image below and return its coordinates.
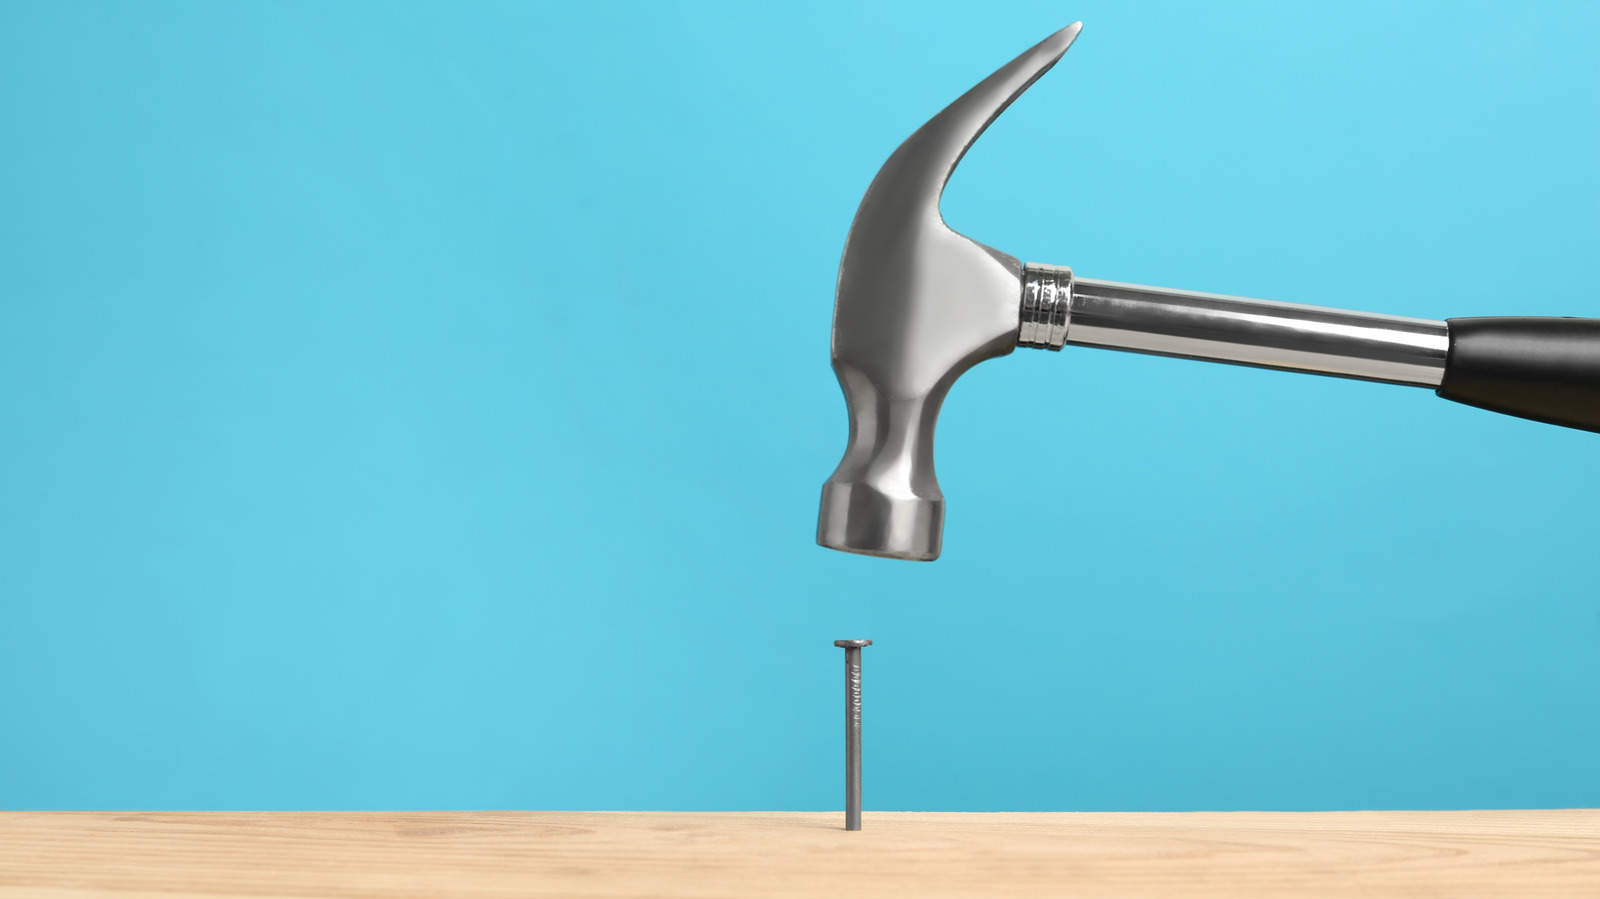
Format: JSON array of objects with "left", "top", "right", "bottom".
[{"left": 2, "top": 0, "right": 1596, "bottom": 811}]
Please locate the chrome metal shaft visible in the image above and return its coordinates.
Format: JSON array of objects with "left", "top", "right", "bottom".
[{"left": 1021, "top": 264, "right": 1449, "bottom": 387}]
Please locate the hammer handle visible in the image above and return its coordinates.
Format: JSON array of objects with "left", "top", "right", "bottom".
[
  {"left": 1059, "top": 275, "right": 1450, "bottom": 387},
  {"left": 1024, "top": 266, "right": 1600, "bottom": 433},
  {"left": 1437, "top": 317, "right": 1600, "bottom": 433}
]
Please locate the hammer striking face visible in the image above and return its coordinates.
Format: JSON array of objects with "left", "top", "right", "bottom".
[{"left": 818, "top": 23, "right": 1600, "bottom": 562}]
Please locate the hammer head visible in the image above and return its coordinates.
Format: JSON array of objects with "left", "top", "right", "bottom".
[{"left": 817, "top": 24, "right": 1081, "bottom": 561}]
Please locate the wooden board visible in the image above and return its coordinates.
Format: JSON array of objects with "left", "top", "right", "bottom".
[{"left": 1, "top": 810, "right": 1595, "bottom": 898}]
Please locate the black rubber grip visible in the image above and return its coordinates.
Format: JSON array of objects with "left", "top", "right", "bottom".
[{"left": 1437, "top": 317, "right": 1600, "bottom": 433}]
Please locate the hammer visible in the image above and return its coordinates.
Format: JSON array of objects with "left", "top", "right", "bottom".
[{"left": 817, "top": 24, "right": 1600, "bottom": 562}]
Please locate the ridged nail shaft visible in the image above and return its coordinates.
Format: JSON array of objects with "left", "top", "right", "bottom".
[{"left": 833, "top": 639, "right": 872, "bottom": 831}]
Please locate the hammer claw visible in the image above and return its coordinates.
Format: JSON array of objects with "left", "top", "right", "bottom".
[{"left": 908, "top": 22, "right": 1082, "bottom": 210}]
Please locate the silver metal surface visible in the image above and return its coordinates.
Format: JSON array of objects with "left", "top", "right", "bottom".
[
  {"left": 1032, "top": 270, "right": 1449, "bottom": 386},
  {"left": 834, "top": 639, "right": 872, "bottom": 831},
  {"left": 817, "top": 24, "right": 1083, "bottom": 562},
  {"left": 1019, "top": 263, "right": 1073, "bottom": 350}
]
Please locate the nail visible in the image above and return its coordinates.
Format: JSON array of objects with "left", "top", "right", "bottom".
[{"left": 833, "top": 639, "right": 872, "bottom": 831}]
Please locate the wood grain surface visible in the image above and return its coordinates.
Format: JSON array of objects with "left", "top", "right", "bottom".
[{"left": 1, "top": 810, "right": 1595, "bottom": 898}]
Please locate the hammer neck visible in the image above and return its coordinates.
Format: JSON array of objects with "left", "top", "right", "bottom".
[{"left": 1020, "top": 263, "right": 1449, "bottom": 388}]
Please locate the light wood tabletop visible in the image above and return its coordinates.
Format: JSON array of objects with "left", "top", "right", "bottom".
[{"left": 1, "top": 810, "right": 1595, "bottom": 898}]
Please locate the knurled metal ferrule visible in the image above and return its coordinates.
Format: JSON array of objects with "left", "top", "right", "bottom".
[{"left": 1019, "top": 263, "right": 1072, "bottom": 350}]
